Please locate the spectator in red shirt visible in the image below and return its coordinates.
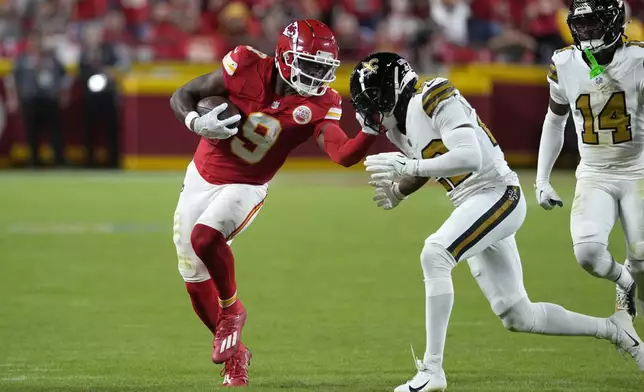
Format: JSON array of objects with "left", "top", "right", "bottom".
[
  {"left": 73, "top": 0, "right": 109, "bottom": 22},
  {"left": 103, "top": 8, "right": 134, "bottom": 45},
  {"left": 199, "top": 0, "right": 226, "bottom": 35},
  {"left": 147, "top": 1, "right": 187, "bottom": 60},
  {"left": 119, "top": 0, "right": 149, "bottom": 40},
  {"left": 524, "top": 0, "right": 565, "bottom": 63},
  {"left": 469, "top": 0, "right": 536, "bottom": 62},
  {"left": 342, "top": 0, "right": 382, "bottom": 32}
]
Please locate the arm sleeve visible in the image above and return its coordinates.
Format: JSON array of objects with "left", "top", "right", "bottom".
[
  {"left": 414, "top": 99, "right": 482, "bottom": 178},
  {"left": 318, "top": 121, "right": 377, "bottom": 167},
  {"left": 536, "top": 106, "right": 569, "bottom": 183}
]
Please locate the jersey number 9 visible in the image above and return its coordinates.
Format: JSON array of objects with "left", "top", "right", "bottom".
[
  {"left": 575, "top": 92, "right": 632, "bottom": 145},
  {"left": 231, "top": 113, "right": 283, "bottom": 164}
]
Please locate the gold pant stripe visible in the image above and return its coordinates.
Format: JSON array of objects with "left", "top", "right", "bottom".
[
  {"left": 447, "top": 186, "right": 520, "bottom": 260},
  {"left": 226, "top": 199, "right": 265, "bottom": 241}
]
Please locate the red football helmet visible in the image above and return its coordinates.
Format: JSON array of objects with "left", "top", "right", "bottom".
[{"left": 275, "top": 19, "right": 341, "bottom": 97}]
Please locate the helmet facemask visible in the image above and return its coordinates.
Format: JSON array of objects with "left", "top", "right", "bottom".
[
  {"left": 352, "top": 87, "right": 391, "bottom": 129},
  {"left": 351, "top": 65, "right": 418, "bottom": 130},
  {"left": 279, "top": 50, "right": 340, "bottom": 96},
  {"left": 568, "top": 1, "right": 625, "bottom": 53}
]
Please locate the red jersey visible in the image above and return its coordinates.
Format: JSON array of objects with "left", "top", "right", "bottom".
[{"left": 193, "top": 45, "right": 343, "bottom": 185}]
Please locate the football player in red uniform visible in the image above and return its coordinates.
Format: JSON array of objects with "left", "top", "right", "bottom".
[{"left": 169, "top": 19, "right": 381, "bottom": 386}]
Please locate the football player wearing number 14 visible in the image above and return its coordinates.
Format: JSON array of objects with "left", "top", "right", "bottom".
[
  {"left": 352, "top": 52, "right": 644, "bottom": 392},
  {"left": 169, "top": 20, "right": 381, "bottom": 387},
  {"left": 536, "top": 0, "right": 644, "bottom": 321}
]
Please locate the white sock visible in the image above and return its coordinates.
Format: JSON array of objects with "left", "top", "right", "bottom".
[
  {"left": 531, "top": 302, "right": 616, "bottom": 340},
  {"left": 423, "top": 277, "right": 454, "bottom": 367},
  {"left": 614, "top": 262, "right": 635, "bottom": 290},
  {"left": 574, "top": 244, "right": 633, "bottom": 290}
]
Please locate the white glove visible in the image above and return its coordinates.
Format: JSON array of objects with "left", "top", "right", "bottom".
[
  {"left": 364, "top": 152, "right": 418, "bottom": 182},
  {"left": 369, "top": 180, "right": 406, "bottom": 210},
  {"left": 356, "top": 112, "right": 381, "bottom": 135},
  {"left": 534, "top": 181, "right": 563, "bottom": 210},
  {"left": 190, "top": 103, "right": 242, "bottom": 139}
]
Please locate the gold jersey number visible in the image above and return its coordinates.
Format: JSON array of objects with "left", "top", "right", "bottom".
[{"left": 575, "top": 92, "right": 632, "bottom": 145}]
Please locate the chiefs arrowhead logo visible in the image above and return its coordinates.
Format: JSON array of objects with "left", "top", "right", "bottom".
[{"left": 283, "top": 22, "right": 298, "bottom": 40}]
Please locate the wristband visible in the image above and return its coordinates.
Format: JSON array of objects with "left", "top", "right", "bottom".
[{"left": 185, "top": 111, "right": 200, "bottom": 131}]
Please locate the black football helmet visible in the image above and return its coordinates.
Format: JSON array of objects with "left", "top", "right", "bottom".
[
  {"left": 349, "top": 52, "right": 418, "bottom": 129},
  {"left": 568, "top": 0, "right": 626, "bottom": 53}
]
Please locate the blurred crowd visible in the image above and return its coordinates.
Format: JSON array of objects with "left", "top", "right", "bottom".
[
  {"left": 1, "top": 0, "right": 643, "bottom": 71},
  {"left": 2, "top": 0, "right": 642, "bottom": 168}
]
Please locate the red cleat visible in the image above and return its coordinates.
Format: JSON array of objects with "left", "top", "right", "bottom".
[
  {"left": 221, "top": 343, "right": 251, "bottom": 387},
  {"left": 212, "top": 304, "right": 247, "bottom": 363}
]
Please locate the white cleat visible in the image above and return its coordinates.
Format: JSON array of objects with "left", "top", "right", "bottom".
[
  {"left": 394, "top": 349, "right": 447, "bottom": 392},
  {"left": 609, "top": 310, "right": 644, "bottom": 371}
]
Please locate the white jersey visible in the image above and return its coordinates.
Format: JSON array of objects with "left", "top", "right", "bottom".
[
  {"left": 549, "top": 43, "right": 644, "bottom": 180},
  {"left": 386, "top": 78, "right": 517, "bottom": 206}
]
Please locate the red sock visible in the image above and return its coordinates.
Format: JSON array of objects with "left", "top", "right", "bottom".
[
  {"left": 191, "top": 224, "right": 239, "bottom": 309},
  {"left": 185, "top": 280, "right": 220, "bottom": 334}
]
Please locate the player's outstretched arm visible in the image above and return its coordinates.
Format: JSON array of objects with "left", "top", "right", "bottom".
[
  {"left": 316, "top": 119, "right": 379, "bottom": 167},
  {"left": 535, "top": 97, "right": 569, "bottom": 210},
  {"left": 169, "top": 69, "right": 227, "bottom": 125},
  {"left": 399, "top": 176, "right": 430, "bottom": 196},
  {"left": 364, "top": 100, "right": 482, "bottom": 181}
]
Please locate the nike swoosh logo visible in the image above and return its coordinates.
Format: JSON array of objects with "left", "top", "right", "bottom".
[
  {"left": 624, "top": 330, "right": 641, "bottom": 348},
  {"left": 409, "top": 381, "right": 429, "bottom": 392}
]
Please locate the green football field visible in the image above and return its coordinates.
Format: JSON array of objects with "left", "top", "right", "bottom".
[{"left": 0, "top": 169, "right": 642, "bottom": 392}]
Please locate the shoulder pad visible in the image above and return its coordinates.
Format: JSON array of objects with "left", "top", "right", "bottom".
[
  {"left": 551, "top": 45, "right": 576, "bottom": 64},
  {"left": 623, "top": 41, "right": 644, "bottom": 60},
  {"left": 554, "top": 45, "right": 575, "bottom": 55},
  {"left": 318, "top": 88, "right": 343, "bottom": 121},
  {"left": 550, "top": 45, "right": 577, "bottom": 70},
  {"left": 626, "top": 40, "right": 644, "bottom": 48},
  {"left": 421, "top": 78, "right": 457, "bottom": 118},
  {"left": 222, "top": 45, "right": 268, "bottom": 76}
]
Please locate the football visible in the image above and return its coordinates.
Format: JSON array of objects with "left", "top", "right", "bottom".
[{"left": 196, "top": 96, "right": 242, "bottom": 128}]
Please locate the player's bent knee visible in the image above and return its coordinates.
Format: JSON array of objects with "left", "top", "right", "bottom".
[
  {"left": 420, "top": 242, "right": 456, "bottom": 276},
  {"left": 190, "top": 224, "right": 227, "bottom": 257},
  {"left": 178, "top": 257, "right": 211, "bottom": 283},
  {"left": 629, "top": 241, "right": 644, "bottom": 261},
  {"left": 573, "top": 242, "right": 607, "bottom": 273},
  {"left": 500, "top": 299, "right": 536, "bottom": 333}
]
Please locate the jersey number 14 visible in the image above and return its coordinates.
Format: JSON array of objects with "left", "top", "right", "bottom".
[{"left": 575, "top": 92, "right": 632, "bottom": 145}]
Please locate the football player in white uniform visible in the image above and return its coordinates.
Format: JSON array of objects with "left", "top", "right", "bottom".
[
  {"left": 535, "top": 0, "right": 643, "bottom": 320},
  {"left": 350, "top": 52, "right": 644, "bottom": 392}
]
